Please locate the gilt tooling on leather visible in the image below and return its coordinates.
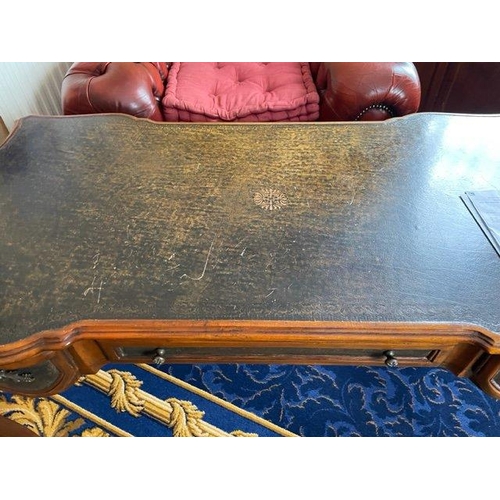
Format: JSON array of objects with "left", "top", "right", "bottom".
[
  {"left": 162, "top": 62, "right": 320, "bottom": 122},
  {"left": 2, "top": 114, "right": 500, "bottom": 343}
]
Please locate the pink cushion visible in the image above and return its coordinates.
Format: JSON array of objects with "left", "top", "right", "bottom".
[{"left": 162, "top": 62, "right": 320, "bottom": 122}]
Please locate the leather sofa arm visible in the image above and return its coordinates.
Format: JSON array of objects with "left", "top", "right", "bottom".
[
  {"left": 313, "top": 62, "right": 421, "bottom": 121},
  {"left": 61, "top": 62, "right": 168, "bottom": 121}
]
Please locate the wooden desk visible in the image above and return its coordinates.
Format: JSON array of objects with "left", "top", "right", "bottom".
[{"left": 2, "top": 113, "right": 500, "bottom": 403}]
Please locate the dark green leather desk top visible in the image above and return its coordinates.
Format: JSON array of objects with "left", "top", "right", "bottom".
[{"left": 1, "top": 113, "right": 500, "bottom": 343}]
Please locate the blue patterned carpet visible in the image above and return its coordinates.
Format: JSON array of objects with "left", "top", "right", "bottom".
[
  {"left": 163, "top": 364, "right": 500, "bottom": 436},
  {"left": 2, "top": 363, "right": 500, "bottom": 436}
]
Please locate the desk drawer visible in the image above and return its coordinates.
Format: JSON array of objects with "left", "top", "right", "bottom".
[{"left": 112, "top": 345, "right": 441, "bottom": 367}]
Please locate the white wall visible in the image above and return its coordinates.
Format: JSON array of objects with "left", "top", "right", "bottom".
[{"left": 0, "top": 62, "right": 72, "bottom": 131}]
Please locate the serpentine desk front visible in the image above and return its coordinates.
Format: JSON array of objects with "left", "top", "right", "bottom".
[{"left": 2, "top": 113, "right": 500, "bottom": 413}]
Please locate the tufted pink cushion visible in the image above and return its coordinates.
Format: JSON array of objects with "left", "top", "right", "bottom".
[{"left": 162, "top": 62, "right": 320, "bottom": 122}]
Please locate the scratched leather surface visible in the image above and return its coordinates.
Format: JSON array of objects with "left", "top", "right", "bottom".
[{"left": 1, "top": 114, "right": 500, "bottom": 342}]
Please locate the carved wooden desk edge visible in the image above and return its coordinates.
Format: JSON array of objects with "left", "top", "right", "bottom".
[{"left": 1, "top": 319, "right": 500, "bottom": 399}]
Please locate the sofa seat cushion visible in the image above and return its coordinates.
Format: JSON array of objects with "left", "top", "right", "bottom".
[{"left": 162, "top": 62, "right": 320, "bottom": 122}]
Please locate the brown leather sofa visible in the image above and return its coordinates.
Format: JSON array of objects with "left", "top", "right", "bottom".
[{"left": 61, "top": 62, "right": 421, "bottom": 122}]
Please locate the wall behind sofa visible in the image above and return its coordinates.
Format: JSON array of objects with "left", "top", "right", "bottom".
[{"left": 0, "top": 62, "right": 72, "bottom": 132}]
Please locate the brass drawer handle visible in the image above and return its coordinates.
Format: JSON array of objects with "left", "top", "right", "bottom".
[
  {"left": 384, "top": 350, "right": 399, "bottom": 368},
  {"left": 152, "top": 348, "right": 167, "bottom": 367}
]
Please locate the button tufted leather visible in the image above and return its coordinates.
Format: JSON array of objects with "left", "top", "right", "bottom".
[
  {"left": 62, "top": 62, "right": 168, "bottom": 120},
  {"left": 61, "top": 62, "right": 421, "bottom": 123},
  {"left": 316, "top": 62, "right": 421, "bottom": 121}
]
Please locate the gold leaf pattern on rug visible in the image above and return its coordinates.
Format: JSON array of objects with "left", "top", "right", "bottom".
[
  {"left": 82, "top": 368, "right": 258, "bottom": 436},
  {"left": 107, "top": 369, "right": 145, "bottom": 416},
  {"left": 166, "top": 398, "right": 210, "bottom": 437},
  {"left": 1, "top": 367, "right": 272, "bottom": 437},
  {"left": 80, "top": 427, "right": 110, "bottom": 437},
  {"left": 0, "top": 394, "right": 84, "bottom": 436},
  {"left": 230, "top": 430, "right": 258, "bottom": 437}
]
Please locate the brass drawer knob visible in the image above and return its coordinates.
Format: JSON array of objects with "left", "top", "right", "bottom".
[
  {"left": 152, "top": 348, "right": 167, "bottom": 366},
  {"left": 384, "top": 350, "right": 399, "bottom": 368}
]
